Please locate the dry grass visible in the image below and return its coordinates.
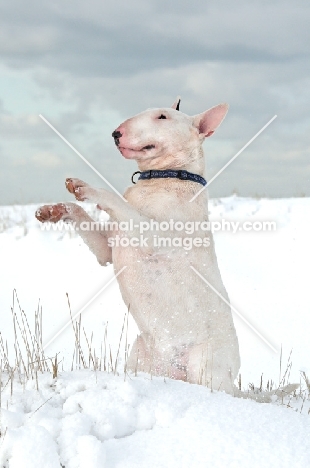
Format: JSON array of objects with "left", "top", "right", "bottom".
[
  {"left": 0, "top": 289, "right": 130, "bottom": 418},
  {"left": 239, "top": 346, "right": 310, "bottom": 411},
  {"left": 0, "top": 290, "right": 309, "bottom": 423}
]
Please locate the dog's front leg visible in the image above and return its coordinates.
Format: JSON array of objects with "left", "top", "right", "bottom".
[
  {"left": 66, "top": 178, "right": 156, "bottom": 252},
  {"left": 35, "top": 202, "right": 112, "bottom": 266}
]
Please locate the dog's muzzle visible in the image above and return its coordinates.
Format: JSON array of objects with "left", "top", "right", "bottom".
[{"left": 112, "top": 130, "right": 122, "bottom": 146}]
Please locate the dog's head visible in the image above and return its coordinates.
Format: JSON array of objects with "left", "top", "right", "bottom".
[{"left": 112, "top": 99, "right": 228, "bottom": 171}]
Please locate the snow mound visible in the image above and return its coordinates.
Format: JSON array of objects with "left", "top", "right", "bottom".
[{"left": 1, "top": 371, "right": 309, "bottom": 468}]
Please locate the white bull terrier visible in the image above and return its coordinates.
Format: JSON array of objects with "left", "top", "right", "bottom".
[{"left": 36, "top": 98, "right": 296, "bottom": 401}]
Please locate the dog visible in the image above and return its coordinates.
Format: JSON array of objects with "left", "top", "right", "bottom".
[{"left": 36, "top": 98, "right": 297, "bottom": 401}]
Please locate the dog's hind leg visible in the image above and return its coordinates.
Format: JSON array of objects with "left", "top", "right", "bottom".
[
  {"left": 126, "top": 334, "right": 151, "bottom": 375},
  {"left": 186, "top": 342, "right": 240, "bottom": 393}
]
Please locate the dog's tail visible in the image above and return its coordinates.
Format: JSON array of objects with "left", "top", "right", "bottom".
[{"left": 232, "top": 383, "right": 299, "bottom": 403}]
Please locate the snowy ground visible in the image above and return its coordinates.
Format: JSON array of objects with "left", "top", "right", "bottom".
[
  {"left": 0, "top": 197, "right": 310, "bottom": 467},
  {"left": 1, "top": 371, "right": 310, "bottom": 468}
]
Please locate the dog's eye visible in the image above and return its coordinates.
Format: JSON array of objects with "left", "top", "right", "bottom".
[{"left": 158, "top": 114, "right": 167, "bottom": 119}]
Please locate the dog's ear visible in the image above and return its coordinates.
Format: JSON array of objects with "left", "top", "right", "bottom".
[
  {"left": 171, "top": 96, "right": 181, "bottom": 111},
  {"left": 193, "top": 103, "right": 229, "bottom": 137}
]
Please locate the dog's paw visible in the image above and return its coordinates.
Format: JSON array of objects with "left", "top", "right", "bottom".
[
  {"left": 35, "top": 203, "right": 70, "bottom": 223},
  {"left": 66, "top": 178, "right": 90, "bottom": 201}
]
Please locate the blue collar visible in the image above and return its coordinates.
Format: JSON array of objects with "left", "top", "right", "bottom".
[{"left": 131, "top": 169, "right": 207, "bottom": 186}]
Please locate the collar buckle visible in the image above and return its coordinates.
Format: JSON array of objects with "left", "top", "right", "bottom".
[{"left": 176, "top": 170, "right": 188, "bottom": 180}]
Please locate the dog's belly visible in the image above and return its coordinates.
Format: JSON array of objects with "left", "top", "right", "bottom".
[{"left": 112, "top": 243, "right": 238, "bottom": 355}]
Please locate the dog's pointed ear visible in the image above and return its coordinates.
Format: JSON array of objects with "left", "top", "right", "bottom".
[
  {"left": 193, "top": 103, "right": 229, "bottom": 137},
  {"left": 171, "top": 96, "right": 181, "bottom": 111}
]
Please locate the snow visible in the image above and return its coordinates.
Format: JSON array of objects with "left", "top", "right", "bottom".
[
  {"left": 1, "top": 371, "right": 310, "bottom": 468},
  {"left": 0, "top": 197, "right": 310, "bottom": 467}
]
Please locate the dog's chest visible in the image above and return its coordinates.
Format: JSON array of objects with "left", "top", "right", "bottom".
[
  {"left": 112, "top": 180, "right": 215, "bottom": 331},
  {"left": 123, "top": 179, "right": 206, "bottom": 220}
]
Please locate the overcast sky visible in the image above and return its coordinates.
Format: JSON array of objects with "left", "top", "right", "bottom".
[{"left": 0, "top": 0, "right": 309, "bottom": 204}]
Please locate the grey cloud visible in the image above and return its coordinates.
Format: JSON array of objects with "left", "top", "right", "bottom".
[
  {"left": 0, "top": 0, "right": 309, "bottom": 77},
  {"left": 0, "top": 113, "right": 53, "bottom": 140},
  {"left": 0, "top": 0, "right": 309, "bottom": 204}
]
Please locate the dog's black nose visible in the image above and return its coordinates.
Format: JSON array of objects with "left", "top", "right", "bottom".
[
  {"left": 112, "top": 130, "right": 122, "bottom": 138},
  {"left": 112, "top": 130, "right": 122, "bottom": 146}
]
